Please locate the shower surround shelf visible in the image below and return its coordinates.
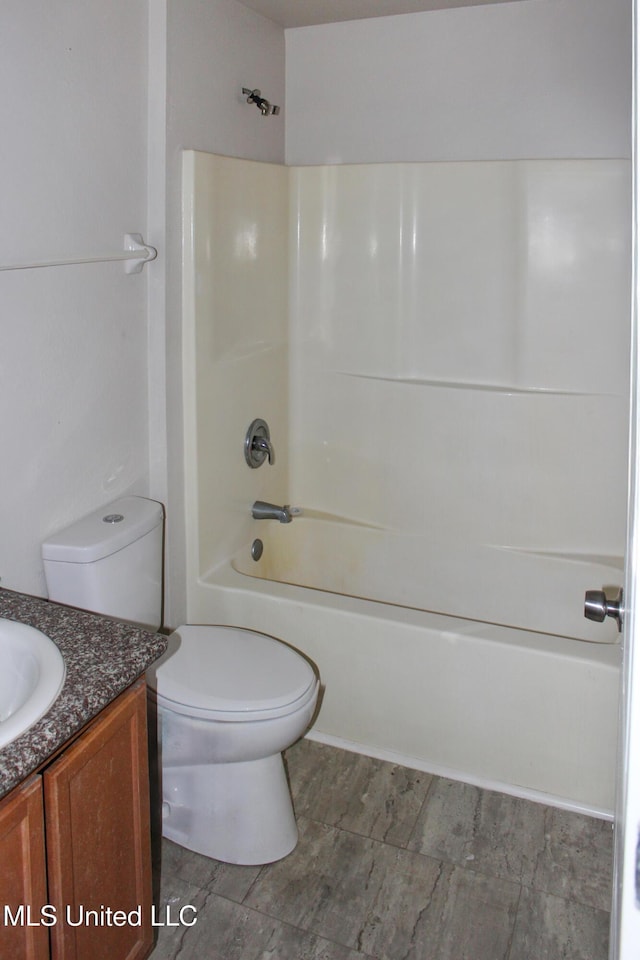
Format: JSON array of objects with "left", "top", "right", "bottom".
[{"left": 0, "top": 233, "right": 157, "bottom": 274}]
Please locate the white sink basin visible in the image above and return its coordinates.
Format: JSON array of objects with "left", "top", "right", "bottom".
[{"left": 0, "top": 619, "right": 66, "bottom": 749}]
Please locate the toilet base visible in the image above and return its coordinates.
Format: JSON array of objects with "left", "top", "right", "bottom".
[{"left": 161, "top": 753, "right": 298, "bottom": 865}]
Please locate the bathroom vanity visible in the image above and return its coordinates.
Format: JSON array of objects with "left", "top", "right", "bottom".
[{"left": 0, "top": 589, "right": 167, "bottom": 960}]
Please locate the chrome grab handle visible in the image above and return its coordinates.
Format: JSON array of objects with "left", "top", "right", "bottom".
[{"left": 584, "top": 588, "right": 623, "bottom": 632}]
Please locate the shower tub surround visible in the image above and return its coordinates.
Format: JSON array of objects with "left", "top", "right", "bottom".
[
  {"left": 0, "top": 588, "right": 167, "bottom": 798},
  {"left": 182, "top": 151, "right": 629, "bottom": 816}
]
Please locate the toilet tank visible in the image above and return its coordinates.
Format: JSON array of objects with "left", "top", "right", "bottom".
[{"left": 41, "top": 497, "right": 164, "bottom": 631}]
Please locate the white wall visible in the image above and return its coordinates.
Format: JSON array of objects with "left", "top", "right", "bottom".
[
  {"left": 0, "top": 0, "right": 150, "bottom": 597},
  {"left": 285, "top": 0, "right": 632, "bottom": 164},
  {"left": 0, "top": 0, "right": 284, "bottom": 616},
  {"left": 167, "top": 0, "right": 285, "bottom": 166}
]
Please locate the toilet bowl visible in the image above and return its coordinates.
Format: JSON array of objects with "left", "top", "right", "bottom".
[
  {"left": 146, "top": 624, "right": 319, "bottom": 865},
  {"left": 41, "top": 497, "right": 321, "bottom": 867}
]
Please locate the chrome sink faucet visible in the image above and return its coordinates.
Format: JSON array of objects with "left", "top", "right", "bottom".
[{"left": 252, "top": 501, "right": 293, "bottom": 523}]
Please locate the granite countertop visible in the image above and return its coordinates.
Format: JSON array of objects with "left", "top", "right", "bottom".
[{"left": 0, "top": 588, "right": 167, "bottom": 800}]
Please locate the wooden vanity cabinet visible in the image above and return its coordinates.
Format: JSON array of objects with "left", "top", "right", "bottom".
[
  {"left": 0, "top": 679, "right": 154, "bottom": 960},
  {"left": 45, "top": 679, "right": 153, "bottom": 960},
  {"left": 0, "top": 775, "right": 49, "bottom": 960}
]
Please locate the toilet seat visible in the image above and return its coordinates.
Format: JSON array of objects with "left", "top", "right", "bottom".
[{"left": 147, "top": 624, "right": 318, "bottom": 722}]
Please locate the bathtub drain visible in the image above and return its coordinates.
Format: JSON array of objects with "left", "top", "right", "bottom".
[{"left": 251, "top": 539, "right": 264, "bottom": 561}]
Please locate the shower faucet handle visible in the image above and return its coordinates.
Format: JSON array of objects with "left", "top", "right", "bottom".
[
  {"left": 245, "top": 418, "right": 275, "bottom": 468},
  {"left": 252, "top": 435, "right": 275, "bottom": 464}
]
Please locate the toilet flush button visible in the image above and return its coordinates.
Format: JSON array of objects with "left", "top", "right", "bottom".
[{"left": 103, "top": 514, "right": 124, "bottom": 523}]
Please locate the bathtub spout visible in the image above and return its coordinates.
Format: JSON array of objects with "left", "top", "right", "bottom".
[{"left": 252, "top": 501, "right": 293, "bottom": 523}]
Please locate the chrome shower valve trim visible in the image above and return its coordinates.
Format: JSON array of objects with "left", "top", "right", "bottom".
[{"left": 245, "top": 419, "right": 275, "bottom": 468}]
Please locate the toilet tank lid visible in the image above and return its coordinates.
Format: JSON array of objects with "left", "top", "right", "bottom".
[{"left": 41, "top": 497, "right": 164, "bottom": 564}]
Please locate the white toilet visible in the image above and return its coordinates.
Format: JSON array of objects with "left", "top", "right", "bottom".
[{"left": 42, "top": 496, "right": 320, "bottom": 865}]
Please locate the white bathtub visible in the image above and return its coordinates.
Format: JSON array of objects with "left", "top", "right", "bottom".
[{"left": 190, "top": 548, "right": 620, "bottom": 819}]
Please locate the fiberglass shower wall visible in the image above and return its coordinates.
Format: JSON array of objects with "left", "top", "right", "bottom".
[
  {"left": 182, "top": 151, "right": 289, "bottom": 586},
  {"left": 288, "top": 160, "right": 630, "bottom": 642},
  {"left": 185, "top": 152, "right": 629, "bottom": 641}
]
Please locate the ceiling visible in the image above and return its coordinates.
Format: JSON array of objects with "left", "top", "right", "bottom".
[{"left": 236, "top": 0, "right": 522, "bottom": 29}]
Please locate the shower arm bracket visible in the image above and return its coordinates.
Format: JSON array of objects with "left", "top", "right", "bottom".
[{"left": 242, "top": 87, "right": 280, "bottom": 117}]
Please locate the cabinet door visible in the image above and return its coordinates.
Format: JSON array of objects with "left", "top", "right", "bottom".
[
  {"left": 45, "top": 680, "right": 153, "bottom": 960},
  {"left": 0, "top": 775, "right": 49, "bottom": 960}
]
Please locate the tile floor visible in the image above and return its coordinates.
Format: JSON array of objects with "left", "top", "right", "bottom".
[{"left": 149, "top": 738, "right": 613, "bottom": 960}]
